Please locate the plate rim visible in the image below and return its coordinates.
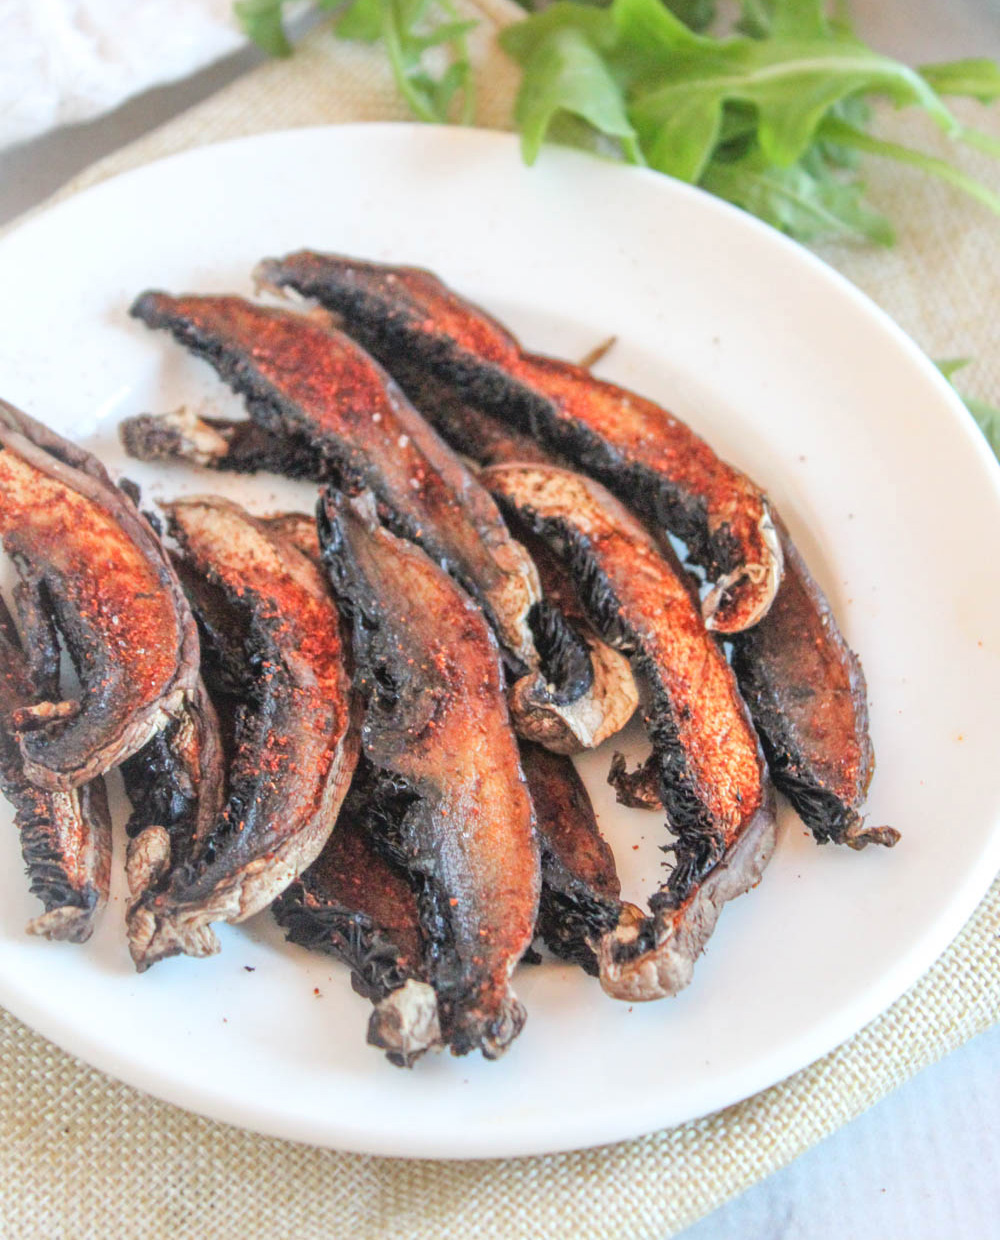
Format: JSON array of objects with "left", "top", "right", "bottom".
[{"left": 1, "top": 120, "right": 999, "bottom": 1159}]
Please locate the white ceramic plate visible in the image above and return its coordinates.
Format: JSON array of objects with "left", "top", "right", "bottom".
[{"left": 1, "top": 125, "right": 998, "bottom": 1159}]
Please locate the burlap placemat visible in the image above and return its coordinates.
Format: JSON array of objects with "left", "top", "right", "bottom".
[{"left": 2, "top": 6, "right": 999, "bottom": 1237}]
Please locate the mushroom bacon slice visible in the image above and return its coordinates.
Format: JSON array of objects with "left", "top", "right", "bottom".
[
  {"left": 128, "top": 292, "right": 630, "bottom": 755},
  {"left": 483, "top": 463, "right": 778, "bottom": 1001},
  {"left": 273, "top": 761, "right": 442, "bottom": 1068},
  {"left": 520, "top": 742, "right": 622, "bottom": 977},
  {"left": 125, "top": 497, "right": 359, "bottom": 971},
  {"left": 0, "top": 595, "right": 111, "bottom": 942},
  {"left": 318, "top": 488, "right": 540, "bottom": 1059},
  {"left": 0, "top": 399, "right": 200, "bottom": 789},
  {"left": 255, "top": 251, "right": 782, "bottom": 634},
  {"left": 730, "top": 519, "right": 898, "bottom": 850}
]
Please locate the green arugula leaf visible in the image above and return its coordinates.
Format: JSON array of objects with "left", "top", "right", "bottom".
[
  {"left": 234, "top": 0, "right": 294, "bottom": 56},
  {"left": 624, "top": 21, "right": 960, "bottom": 174},
  {"left": 919, "top": 59, "right": 1000, "bottom": 103},
  {"left": 702, "top": 145, "right": 894, "bottom": 243},
  {"left": 820, "top": 115, "right": 1000, "bottom": 217},
  {"left": 936, "top": 359, "right": 1000, "bottom": 460},
  {"left": 242, "top": 0, "right": 1000, "bottom": 245},
  {"left": 662, "top": 0, "right": 717, "bottom": 33},
  {"left": 500, "top": 0, "right": 1000, "bottom": 241},
  {"left": 240, "top": 0, "right": 473, "bottom": 122},
  {"left": 737, "top": 0, "right": 775, "bottom": 40},
  {"left": 514, "top": 26, "right": 642, "bottom": 165},
  {"left": 337, "top": 0, "right": 383, "bottom": 42},
  {"left": 338, "top": 0, "right": 475, "bottom": 122},
  {"left": 965, "top": 396, "right": 1000, "bottom": 459},
  {"left": 759, "top": 0, "right": 830, "bottom": 40},
  {"left": 500, "top": 4, "right": 616, "bottom": 64},
  {"left": 935, "top": 357, "right": 972, "bottom": 383}
]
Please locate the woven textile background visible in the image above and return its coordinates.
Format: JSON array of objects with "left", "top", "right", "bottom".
[{"left": 1, "top": 4, "right": 999, "bottom": 1236}]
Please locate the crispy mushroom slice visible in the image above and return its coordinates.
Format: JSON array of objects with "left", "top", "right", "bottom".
[
  {"left": 620, "top": 516, "right": 896, "bottom": 850},
  {"left": 256, "top": 251, "right": 782, "bottom": 633},
  {"left": 128, "top": 293, "right": 633, "bottom": 755},
  {"left": 319, "top": 488, "right": 540, "bottom": 1059},
  {"left": 730, "top": 518, "right": 897, "bottom": 849},
  {"left": 0, "top": 595, "right": 111, "bottom": 942},
  {"left": 483, "top": 463, "right": 778, "bottom": 1000},
  {"left": 273, "top": 761, "right": 442, "bottom": 1068},
  {"left": 0, "top": 399, "right": 200, "bottom": 789},
  {"left": 594, "top": 796, "right": 776, "bottom": 1002},
  {"left": 521, "top": 743, "right": 621, "bottom": 976},
  {"left": 125, "top": 497, "right": 359, "bottom": 970}
]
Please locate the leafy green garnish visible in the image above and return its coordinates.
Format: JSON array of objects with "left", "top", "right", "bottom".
[
  {"left": 662, "top": 0, "right": 716, "bottom": 33},
  {"left": 514, "top": 25, "right": 643, "bottom": 164},
  {"left": 234, "top": 0, "right": 302, "bottom": 56},
  {"left": 235, "top": 0, "right": 475, "bottom": 123},
  {"left": 937, "top": 359, "right": 1000, "bottom": 461},
  {"left": 236, "top": 0, "right": 1000, "bottom": 245},
  {"left": 499, "top": 0, "right": 1000, "bottom": 243}
]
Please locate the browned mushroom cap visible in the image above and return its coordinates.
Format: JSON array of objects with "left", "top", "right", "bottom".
[
  {"left": 0, "top": 399, "right": 199, "bottom": 789},
  {"left": 125, "top": 496, "right": 359, "bottom": 971},
  {"left": 255, "top": 250, "right": 782, "bottom": 633},
  {"left": 318, "top": 487, "right": 540, "bottom": 1059}
]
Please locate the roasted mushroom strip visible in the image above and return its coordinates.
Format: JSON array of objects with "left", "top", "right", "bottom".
[
  {"left": 274, "top": 761, "right": 442, "bottom": 1068},
  {"left": 319, "top": 488, "right": 539, "bottom": 1058},
  {"left": 594, "top": 802, "right": 777, "bottom": 1002},
  {"left": 256, "top": 251, "right": 782, "bottom": 633},
  {"left": 120, "top": 406, "right": 321, "bottom": 480},
  {"left": 730, "top": 518, "right": 897, "bottom": 849},
  {"left": 0, "top": 595, "right": 111, "bottom": 942},
  {"left": 128, "top": 293, "right": 634, "bottom": 754},
  {"left": 120, "top": 678, "right": 226, "bottom": 870},
  {"left": 0, "top": 399, "right": 200, "bottom": 789},
  {"left": 521, "top": 743, "right": 621, "bottom": 976},
  {"left": 483, "top": 463, "right": 777, "bottom": 1000},
  {"left": 126, "top": 497, "right": 359, "bottom": 970}
]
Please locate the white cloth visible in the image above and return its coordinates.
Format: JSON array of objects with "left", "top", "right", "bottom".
[{"left": 0, "top": 0, "right": 245, "bottom": 150}]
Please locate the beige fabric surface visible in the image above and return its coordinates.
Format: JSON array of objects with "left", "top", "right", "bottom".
[{"left": 2, "top": 6, "right": 1000, "bottom": 1237}]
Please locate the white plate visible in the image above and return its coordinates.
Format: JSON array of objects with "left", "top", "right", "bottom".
[{"left": 1, "top": 124, "right": 999, "bottom": 1160}]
